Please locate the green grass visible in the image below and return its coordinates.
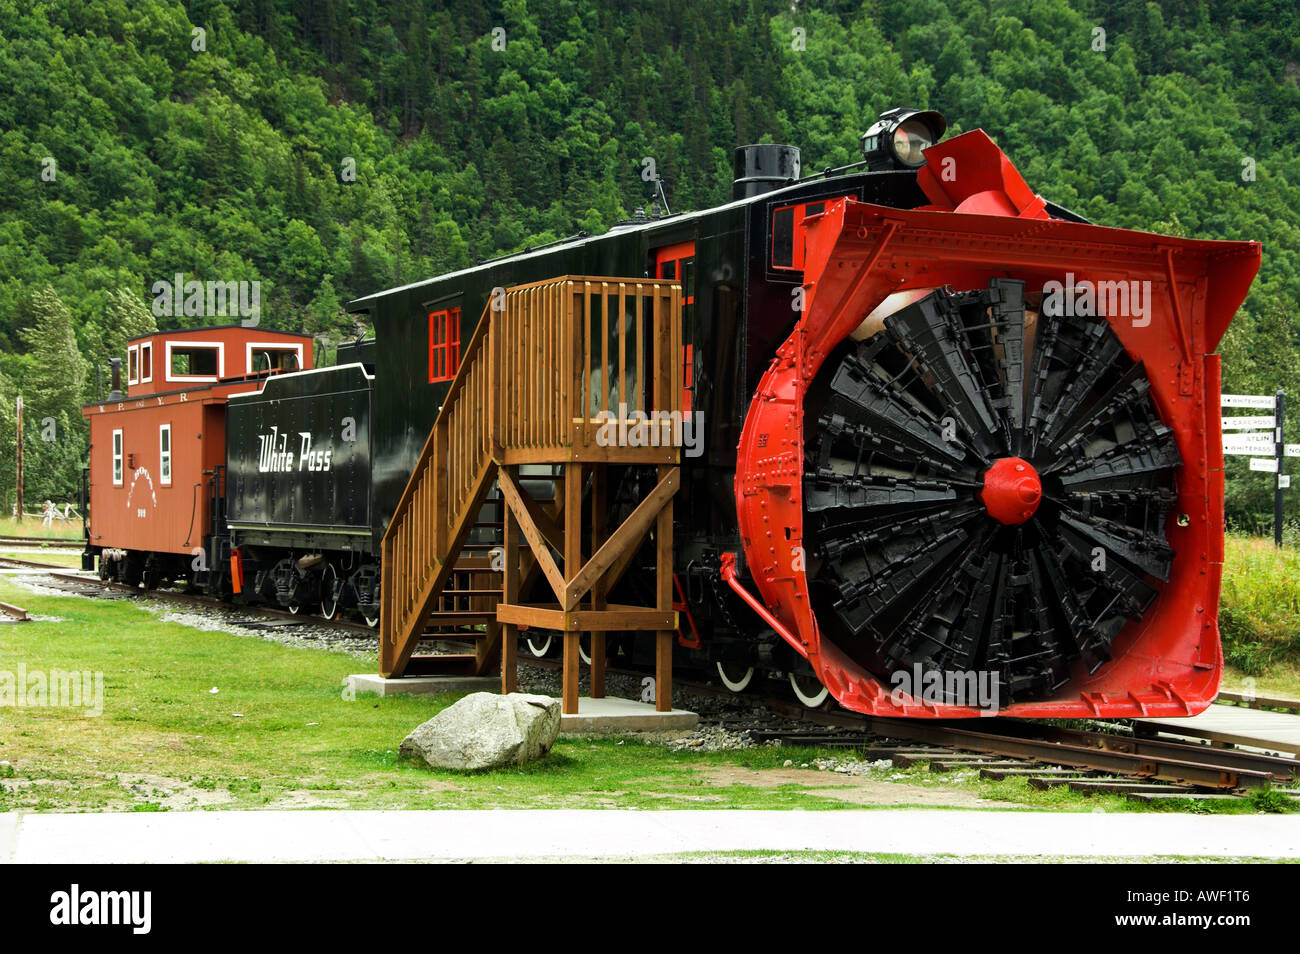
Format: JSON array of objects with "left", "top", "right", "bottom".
[
  {"left": 0, "top": 578, "right": 1295, "bottom": 816},
  {"left": 0, "top": 516, "right": 82, "bottom": 541},
  {"left": 0, "top": 548, "right": 83, "bottom": 567},
  {"left": 459, "top": 850, "right": 1296, "bottom": 863},
  {"left": 1221, "top": 534, "right": 1300, "bottom": 678}
]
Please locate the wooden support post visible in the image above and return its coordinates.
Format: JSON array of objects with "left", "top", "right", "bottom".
[
  {"left": 501, "top": 479, "right": 519, "bottom": 695},
  {"left": 562, "top": 461, "right": 583, "bottom": 714},
  {"left": 655, "top": 463, "right": 674, "bottom": 712},
  {"left": 562, "top": 630, "right": 580, "bottom": 714},
  {"left": 589, "top": 467, "right": 607, "bottom": 698}
]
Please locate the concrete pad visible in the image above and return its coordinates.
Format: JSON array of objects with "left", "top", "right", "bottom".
[
  {"left": 347, "top": 673, "right": 499, "bottom": 697},
  {"left": 559, "top": 695, "right": 697, "bottom": 733},
  {"left": 9, "top": 808, "right": 1300, "bottom": 863},
  {"left": 1140, "top": 702, "right": 1300, "bottom": 754},
  {"left": 0, "top": 811, "right": 20, "bottom": 864}
]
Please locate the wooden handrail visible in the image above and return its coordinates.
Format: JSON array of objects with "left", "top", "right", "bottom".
[{"left": 380, "top": 276, "right": 681, "bottom": 674}]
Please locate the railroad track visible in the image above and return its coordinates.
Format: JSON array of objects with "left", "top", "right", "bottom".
[
  {"left": 0, "top": 536, "right": 82, "bottom": 549},
  {"left": 40, "top": 570, "right": 379, "bottom": 635},
  {"left": 0, "top": 554, "right": 76, "bottom": 571},
  {"left": 1217, "top": 689, "right": 1300, "bottom": 714},
  {"left": 11, "top": 562, "right": 1300, "bottom": 801},
  {"left": 752, "top": 717, "right": 1299, "bottom": 802},
  {"left": 0, "top": 599, "right": 30, "bottom": 621}
]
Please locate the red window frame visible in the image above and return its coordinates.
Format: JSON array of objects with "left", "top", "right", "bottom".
[
  {"left": 654, "top": 242, "right": 696, "bottom": 414},
  {"left": 428, "top": 306, "right": 461, "bottom": 383}
]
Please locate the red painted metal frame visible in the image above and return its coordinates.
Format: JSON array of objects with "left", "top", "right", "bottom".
[{"left": 734, "top": 130, "right": 1262, "bottom": 719}]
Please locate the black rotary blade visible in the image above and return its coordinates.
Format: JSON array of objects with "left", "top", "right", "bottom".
[{"left": 803, "top": 280, "right": 1180, "bottom": 707}]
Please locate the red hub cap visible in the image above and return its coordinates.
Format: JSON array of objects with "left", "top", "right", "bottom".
[{"left": 980, "top": 457, "right": 1042, "bottom": 525}]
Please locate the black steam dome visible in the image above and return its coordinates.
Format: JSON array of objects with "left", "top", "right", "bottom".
[{"left": 732, "top": 144, "right": 801, "bottom": 200}]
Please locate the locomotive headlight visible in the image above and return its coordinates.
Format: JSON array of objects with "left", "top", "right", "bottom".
[{"left": 861, "top": 107, "right": 947, "bottom": 170}]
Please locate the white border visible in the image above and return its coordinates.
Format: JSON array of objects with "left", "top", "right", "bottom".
[
  {"left": 225, "top": 362, "right": 375, "bottom": 401},
  {"left": 244, "top": 341, "right": 305, "bottom": 375},
  {"left": 140, "top": 341, "right": 153, "bottom": 383},
  {"left": 127, "top": 345, "right": 139, "bottom": 386},
  {"left": 159, "top": 423, "right": 171, "bottom": 486},
  {"left": 112, "top": 429, "right": 123, "bottom": 486},
  {"left": 165, "top": 340, "right": 225, "bottom": 383}
]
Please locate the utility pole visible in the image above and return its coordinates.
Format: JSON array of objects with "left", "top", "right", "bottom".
[{"left": 15, "top": 394, "right": 23, "bottom": 523}]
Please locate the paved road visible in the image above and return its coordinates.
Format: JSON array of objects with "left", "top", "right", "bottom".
[{"left": 4, "top": 808, "right": 1298, "bottom": 863}]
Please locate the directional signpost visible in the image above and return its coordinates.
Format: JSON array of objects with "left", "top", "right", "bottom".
[{"left": 1222, "top": 391, "right": 1289, "bottom": 546}]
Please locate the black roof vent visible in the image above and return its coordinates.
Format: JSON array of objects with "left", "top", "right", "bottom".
[{"left": 732, "top": 144, "right": 801, "bottom": 200}]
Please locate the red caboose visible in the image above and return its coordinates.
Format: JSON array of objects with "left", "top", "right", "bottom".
[{"left": 82, "top": 325, "right": 313, "bottom": 588}]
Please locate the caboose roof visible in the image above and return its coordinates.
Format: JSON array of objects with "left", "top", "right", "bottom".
[{"left": 127, "top": 324, "right": 314, "bottom": 343}]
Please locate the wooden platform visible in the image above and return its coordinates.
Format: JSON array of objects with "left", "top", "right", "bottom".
[{"left": 378, "top": 276, "right": 684, "bottom": 715}]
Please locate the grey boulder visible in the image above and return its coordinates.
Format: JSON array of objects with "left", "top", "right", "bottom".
[{"left": 399, "top": 692, "right": 561, "bottom": 771}]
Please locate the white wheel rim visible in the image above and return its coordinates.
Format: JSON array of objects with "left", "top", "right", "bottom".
[
  {"left": 525, "top": 632, "right": 552, "bottom": 657},
  {"left": 321, "top": 567, "right": 338, "bottom": 619},
  {"left": 288, "top": 601, "right": 301, "bottom": 615},
  {"left": 716, "top": 661, "right": 754, "bottom": 693},
  {"left": 363, "top": 612, "right": 379, "bottom": 628},
  {"left": 578, "top": 636, "right": 591, "bottom": 665},
  {"left": 789, "top": 671, "right": 829, "bottom": 708}
]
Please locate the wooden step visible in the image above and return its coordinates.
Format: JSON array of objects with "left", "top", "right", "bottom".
[
  {"left": 404, "top": 654, "right": 486, "bottom": 676},
  {"left": 419, "top": 611, "right": 495, "bottom": 624}
]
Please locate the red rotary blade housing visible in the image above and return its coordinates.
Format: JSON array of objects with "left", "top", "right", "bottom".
[{"left": 734, "top": 130, "right": 1261, "bottom": 718}]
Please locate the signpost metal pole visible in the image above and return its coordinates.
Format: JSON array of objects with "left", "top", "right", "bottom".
[
  {"left": 1275, "top": 390, "right": 1286, "bottom": 547},
  {"left": 14, "top": 394, "right": 22, "bottom": 524}
]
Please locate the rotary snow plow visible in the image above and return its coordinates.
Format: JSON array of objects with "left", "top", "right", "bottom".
[{"left": 733, "top": 130, "right": 1262, "bottom": 719}]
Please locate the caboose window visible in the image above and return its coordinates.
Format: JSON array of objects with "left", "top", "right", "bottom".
[
  {"left": 159, "top": 424, "right": 171, "bottom": 486},
  {"left": 127, "top": 346, "right": 139, "bottom": 386},
  {"left": 428, "top": 307, "right": 461, "bottom": 383},
  {"left": 247, "top": 344, "right": 303, "bottom": 374},
  {"left": 112, "top": 430, "right": 123, "bottom": 486},
  {"left": 140, "top": 343, "right": 153, "bottom": 383},
  {"left": 166, "top": 342, "right": 223, "bottom": 382}
]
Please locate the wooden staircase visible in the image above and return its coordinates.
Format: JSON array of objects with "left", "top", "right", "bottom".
[{"left": 379, "top": 277, "right": 683, "bottom": 713}]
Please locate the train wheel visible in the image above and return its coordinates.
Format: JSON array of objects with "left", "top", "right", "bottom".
[
  {"left": 524, "top": 630, "right": 553, "bottom": 657},
  {"left": 320, "top": 564, "right": 340, "bottom": 620},
  {"left": 716, "top": 661, "right": 754, "bottom": 693},
  {"left": 287, "top": 600, "right": 302, "bottom": 615},
  {"left": 362, "top": 610, "right": 379, "bottom": 629},
  {"left": 578, "top": 634, "right": 592, "bottom": 665},
  {"left": 141, "top": 554, "right": 163, "bottom": 592},
  {"left": 788, "top": 671, "right": 830, "bottom": 708},
  {"left": 121, "top": 552, "right": 144, "bottom": 588}
]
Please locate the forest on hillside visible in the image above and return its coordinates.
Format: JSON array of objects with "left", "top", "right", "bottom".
[{"left": 0, "top": 0, "right": 1297, "bottom": 527}]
